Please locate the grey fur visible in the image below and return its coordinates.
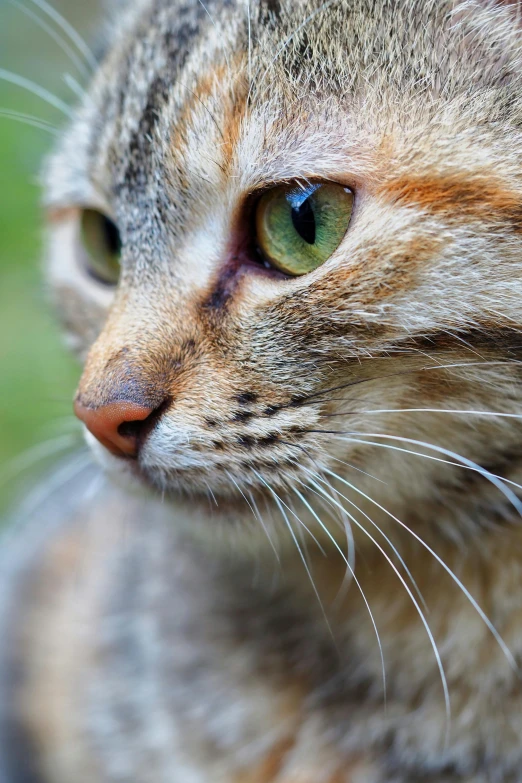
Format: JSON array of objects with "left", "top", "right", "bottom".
[{"left": 5, "top": 0, "right": 522, "bottom": 781}]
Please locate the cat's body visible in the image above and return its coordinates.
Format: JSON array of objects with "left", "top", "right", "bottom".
[{"left": 3, "top": 0, "right": 522, "bottom": 780}]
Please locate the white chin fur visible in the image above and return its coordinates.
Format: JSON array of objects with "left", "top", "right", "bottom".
[{"left": 83, "top": 429, "right": 150, "bottom": 497}]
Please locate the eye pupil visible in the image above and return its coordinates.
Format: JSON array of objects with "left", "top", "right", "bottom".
[
  {"left": 291, "top": 197, "right": 316, "bottom": 245},
  {"left": 102, "top": 215, "right": 122, "bottom": 256}
]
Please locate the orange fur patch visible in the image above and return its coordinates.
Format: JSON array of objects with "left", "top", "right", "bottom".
[{"left": 381, "top": 174, "right": 522, "bottom": 230}]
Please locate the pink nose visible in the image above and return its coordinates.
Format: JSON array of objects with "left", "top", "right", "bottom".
[{"left": 74, "top": 399, "right": 155, "bottom": 457}]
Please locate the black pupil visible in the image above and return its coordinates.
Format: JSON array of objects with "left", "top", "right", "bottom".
[
  {"left": 102, "top": 216, "right": 122, "bottom": 256},
  {"left": 291, "top": 197, "right": 316, "bottom": 244}
]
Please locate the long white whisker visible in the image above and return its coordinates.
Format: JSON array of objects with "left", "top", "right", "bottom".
[
  {"left": 276, "top": 488, "right": 328, "bottom": 556},
  {"left": 280, "top": 442, "right": 357, "bottom": 569},
  {"left": 299, "top": 473, "right": 428, "bottom": 613},
  {"left": 319, "top": 462, "right": 518, "bottom": 674},
  {"left": 300, "top": 481, "right": 358, "bottom": 581},
  {"left": 330, "top": 454, "right": 387, "bottom": 484},
  {"left": 0, "top": 434, "right": 79, "bottom": 487},
  {"left": 27, "top": 0, "right": 97, "bottom": 70},
  {"left": 328, "top": 435, "right": 522, "bottom": 495},
  {"left": 320, "top": 470, "right": 356, "bottom": 575},
  {"left": 63, "top": 73, "right": 86, "bottom": 100},
  {"left": 304, "top": 473, "right": 451, "bottom": 745},
  {"left": 302, "top": 360, "right": 522, "bottom": 407},
  {"left": 225, "top": 470, "right": 280, "bottom": 560},
  {"left": 7, "top": 0, "right": 90, "bottom": 77},
  {"left": 293, "top": 485, "right": 387, "bottom": 706},
  {"left": 282, "top": 446, "right": 424, "bottom": 608},
  {"left": 247, "top": 488, "right": 281, "bottom": 560},
  {"left": 253, "top": 470, "right": 333, "bottom": 636},
  {"left": 206, "top": 483, "right": 218, "bottom": 507},
  {"left": 328, "top": 407, "right": 522, "bottom": 420},
  {"left": 0, "top": 108, "right": 59, "bottom": 134},
  {"left": 14, "top": 451, "right": 92, "bottom": 522},
  {"left": 0, "top": 69, "right": 72, "bottom": 116},
  {"left": 321, "top": 432, "right": 522, "bottom": 518}
]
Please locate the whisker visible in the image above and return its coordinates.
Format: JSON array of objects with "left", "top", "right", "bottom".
[
  {"left": 324, "top": 407, "right": 522, "bottom": 421},
  {"left": 0, "top": 68, "right": 72, "bottom": 116},
  {"left": 302, "top": 483, "right": 357, "bottom": 578},
  {"left": 279, "top": 441, "right": 424, "bottom": 608},
  {"left": 0, "top": 108, "right": 59, "bottom": 134},
  {"left": 12, "top": 450, "right": 92, "bottom": 523},
  {"left": 247, "top": 488, "right": 281, "bottom": 559},
  {"left": 321, "top": 471, "right": 356, "bottom": 575},
  {"left": 299, "top": 473, "right": 428, "bottom": 614},
  {"left": 330, "top": 455, "right": 387, "bottom": 484},
  {"left": 325, "top": 434, "right": 522, "bottom": 495},
  {"left": 225, "top": 470, "right": 280, "bottom": 560},
  {"left": 253, "top": 470, "right": 334, "bottom": 637},
  {"left": 279, "top": 491, "right": 328, "bottom": 557},
  {"left": 27, "top": 0, "right": 97, "bottom": 71},
  {"left": 318, "top": 462, "right": 518, "bottom": 675},
  {"left": 63, "top": 73, "right": 86, "bottom": 100},
  {"left": 295, "top": 360, "right": 522, "bottom": 410},
  {"left": 303, "top": 472, "right": 451, "bottom": 746},
  {"left": 314, "top": 431, "right": 522, "bottom": 519},
  {"left": 0, "top": 434, "right": 80, "bottom": 488},
  {"left": 293, "top": 485, "right": 387, "bottom": 707},
  {"left": 444, "top": 330, "right": 487, "bottom": 360},
  {"left": 206, "top": 483, "right": 218, "bottom": 507},
  {"left": 279, "top": 442, "right": 356, "bottom": 572},
  {"left": 7, "top": 0, "right": 90, "bottom": 78},
  {"left": 184, "top": 85, "right": 226, "bottom": 142}
]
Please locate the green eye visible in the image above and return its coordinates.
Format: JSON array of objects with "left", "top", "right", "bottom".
[
  {"left": 255, "top": 182, "right": 353, "bottom": 276},
  {"left": 81, "top": 209, "right": 122, "bottom": 285}
]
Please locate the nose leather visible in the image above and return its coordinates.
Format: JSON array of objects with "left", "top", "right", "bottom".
[{"left": 74, "top": 399, "right": 155, "bottom": 457}]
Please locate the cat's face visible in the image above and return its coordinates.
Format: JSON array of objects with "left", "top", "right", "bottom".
[{"left": 45, "top": 0, "right": 522, "bottom": 537}]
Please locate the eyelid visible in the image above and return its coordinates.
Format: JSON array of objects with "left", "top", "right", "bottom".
[{"left": 45, "top": 191, "right": 117, "bottom": 223}]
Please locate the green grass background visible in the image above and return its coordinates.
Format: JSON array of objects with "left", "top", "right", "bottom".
[{"left": 0, "top": 0, "right": 101, "bottom": 514}]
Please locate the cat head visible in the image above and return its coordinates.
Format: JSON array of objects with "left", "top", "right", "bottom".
[{"left": 45, "top": 0, "right": 522, "bottom": 541}]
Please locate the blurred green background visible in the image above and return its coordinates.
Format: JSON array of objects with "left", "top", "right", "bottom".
[{"left": 0, "top": 0, "right": 102, "bottom": 514}]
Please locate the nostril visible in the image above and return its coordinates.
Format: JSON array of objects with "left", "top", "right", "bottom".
[
  {"left": 74, "top": 398, "right": 169, "bottom": 458},
  {"left": 118, "top": 397, "right": 172, "bottom": 443},
  {"left": 118, "top": 419, "right": 145, "bottom": 439}
]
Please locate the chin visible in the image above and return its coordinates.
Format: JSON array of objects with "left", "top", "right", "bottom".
[
  {"left": 84, "top": 430, "right": 280, "bottom": 545},
  {"left": 85, "top": 431, "right": 152, "bottom": 497}
]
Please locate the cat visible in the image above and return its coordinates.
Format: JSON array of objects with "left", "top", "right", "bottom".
[{"left": 2, "top": 0, "right": 522, "bottom": 780}]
